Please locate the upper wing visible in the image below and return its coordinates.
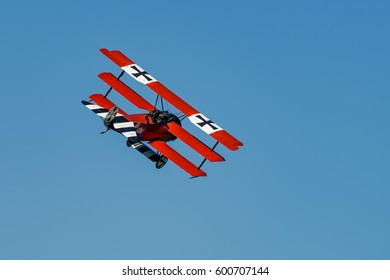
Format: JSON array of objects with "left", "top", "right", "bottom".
[{"left": 100, "top": 48, "right": 243, "bottom": 151}]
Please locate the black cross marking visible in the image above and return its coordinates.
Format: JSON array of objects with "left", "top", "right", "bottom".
[
  {"left": 130, "top": 65, "right": 153, "bottom": 82},
  {"left": 196, "top": 115, "right": 218, "bottom": 130}
]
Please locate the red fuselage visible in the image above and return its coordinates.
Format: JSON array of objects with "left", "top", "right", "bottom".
[
  {"left": 135, "top": 112, "right": 181, "bottom": 142},
  {"left": 136, "top": 123, "right": 175, "bottom": 142}
]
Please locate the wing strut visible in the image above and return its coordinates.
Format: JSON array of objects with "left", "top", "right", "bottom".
[
  {"left": 190, "top": 141, "right": 219, "bottom": 179},
  {"left": 104, "top": 70, "right": 124, "bottom": 98}
]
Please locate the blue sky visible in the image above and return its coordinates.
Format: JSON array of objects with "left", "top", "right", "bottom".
[{"left": 0, "top": 0, "right": 389, "bottom": 259}]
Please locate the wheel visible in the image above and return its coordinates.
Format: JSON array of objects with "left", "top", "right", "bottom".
[
  {"left": 126, "top": 139, "right": 132, "bottom": 147},
  {"left": 155, "top": 156, "right": 168, "bottom": 169}
]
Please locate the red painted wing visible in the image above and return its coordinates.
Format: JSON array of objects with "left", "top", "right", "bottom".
[
  {"left": 89, "top": 94, "right": 148, "bottom": 123},
  {"left": 98, "top": 72, "right": 155, "bottom": 111},
  {"left": 149, "top": 141, "right": 207, "bottom": 177},
  {"left": 90, "top": 93, "right": 128, "bottom": 115},
  {"left": 100, "top": 48, "right": 134, "bottom": 67},
  {"left": 167, "top": 122, "right": 224, "bottom": 162},
  {"left": 100, "top": 48, "right": 243, "bottom": 151}
]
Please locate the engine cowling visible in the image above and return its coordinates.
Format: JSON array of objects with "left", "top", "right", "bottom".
[{"left": 147, "top": 109, "right": 181, "bottom": 126}]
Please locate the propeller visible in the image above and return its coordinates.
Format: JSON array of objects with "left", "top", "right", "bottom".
[{"left": 100, "top": 106, "right": 118, "bottom": 134}]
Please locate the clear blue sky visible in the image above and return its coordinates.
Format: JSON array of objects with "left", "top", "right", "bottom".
[{"left": 0, "top": 0, "right": 389, "bottom": 259}]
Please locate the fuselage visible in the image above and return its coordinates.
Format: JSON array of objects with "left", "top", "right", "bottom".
[{"left": 135, "top": 113, "right": 181, "bottom": 142}]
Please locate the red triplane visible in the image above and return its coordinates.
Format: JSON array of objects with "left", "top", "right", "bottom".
[{"left": 82, "top": 48, "right": 243, "bottom": 177}]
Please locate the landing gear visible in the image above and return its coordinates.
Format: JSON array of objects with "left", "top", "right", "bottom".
[
  {"left": 100, "top": 127, "right": 110, "bottom": 134},
  {"left": 126, "top": 139, "right": 133, "bottom": 147},
  {"left": 155, "top": 155, "right": 168, "bottom": 169}
]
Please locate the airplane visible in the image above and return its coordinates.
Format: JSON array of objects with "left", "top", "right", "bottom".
[{"left": 81, "top": 48, "right": 243, "bottom": 177}]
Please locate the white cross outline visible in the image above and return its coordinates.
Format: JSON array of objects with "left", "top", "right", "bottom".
[{"left": 122, "top": 64, "right": 157, "bottom": 84}]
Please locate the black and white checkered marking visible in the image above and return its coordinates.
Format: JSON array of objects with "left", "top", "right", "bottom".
[
  {"left": 122, "top": 64, "right": 157, "bottom": 84},
  {"left": 112, "top": 116, "right": 137, "bottom": 138},
  {"left": 189, "top": 113, "right": 222, "bottom": 134},
  {"left": 83, "top": 101, "right": 137, "bottom": 138},
  {"left": 127, "top": 139, "right": 160, "bottom": 162}
]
